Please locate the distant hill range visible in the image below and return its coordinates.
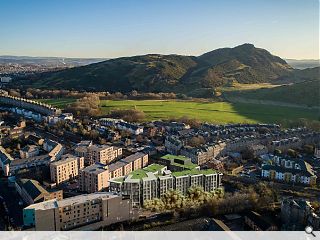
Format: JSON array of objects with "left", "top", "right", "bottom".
[
  {"left": 15, "top": 44, "right": 319, "bottom": 99},
  {"left": 285, "top": 59, "right": 320, "bottom": 69},
  {"left": 0, "top": 55, "right": 107, "bottom": 67}
]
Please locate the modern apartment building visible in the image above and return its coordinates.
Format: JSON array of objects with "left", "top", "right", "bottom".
[
  {"left": 87, "top": 145, "right": 122, "bottom": 165},
  {"left": 109, "top": 163, "right": 222, "bottom": 207},
  {"left": 79, "top": 152, "right": 149, "bottom": 193},
  {"left": 74, "top": 140, "right": 93, "bottom": 160},
  {"left": 50, "top": 154, "right": 84, "bottom": 185},
  {"left": 23, "top": 192, "right": 136, "bottom": 231},
  {"left": 159, "top": 154, "right": 199, "bottom": 171},
  {"left": 79, "top": 163, "right": 109, "bottom": 193},
  {"left": 108, "top": 152, "right": 148, "bottom": 179}
]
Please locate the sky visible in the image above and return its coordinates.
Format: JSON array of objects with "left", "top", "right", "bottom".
[{"left": 0, "top": 0, "right": 318, "bottom": 59}]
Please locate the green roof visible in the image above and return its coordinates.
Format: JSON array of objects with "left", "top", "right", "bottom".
[
  {"left": 131, "top": 169, "right": 148, "bottom": 179},
  {"left": 172, "top": 169, "right": 216, "bottom": 177},
  {"left": 128, "top": 164, "right": 166, "bottom": 180},
  {"left": 143, "top": 163, "right": 166, "bottom": 173},
  {"left": 171, "top": 161, "right": 198, "bottom": 170},
  {"left": 112, "top": 177, "right": 125, "bottom": 183},
  {"left": 161, "top": 154, "right": 190, "bottom": 162}
]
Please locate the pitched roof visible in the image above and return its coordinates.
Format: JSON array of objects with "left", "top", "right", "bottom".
[{"left": 17, "top": 178, "right": 49, "bottom": 202}]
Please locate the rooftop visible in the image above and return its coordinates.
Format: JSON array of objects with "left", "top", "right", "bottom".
[
  {"left": 131, "top": 169, "right": 148, "bottom": 179},
  {"left": 21, "top": 145, "right": 39, "bottom": 152},
  {"left": 161, "top": 154, "right": 190, "bottom": 162},
  {"left": 171, "top": 168, "right": 216, "bottom": 177},
  {"left": 143, "top": 163, "right": 166, "bottom": 173},
  {"left": 122, "top": 152, "right": 146, "bottom": 163},
  {"left": 17, "top": 178, "right": 49, "bottom": 201},
  {"left": 25, "top": 192, "right": 119, "bottom": 210},
  {"left": 50, "top": 155, "right": 78, "bottom": 166},
  {"left": 81, "top": 162, "right": 108, "bottom": 174},
  {"left": 170, "top": 161, "right": 198, "bottom": 170}
]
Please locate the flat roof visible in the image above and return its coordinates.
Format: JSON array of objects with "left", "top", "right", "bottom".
[
  {"left": 50, "top": 156, "right": 77, "bottom": 166},
  {"left": 171, "top": 168, "right": 216, "bottom": 177},
  {"left": 131, "top": 169, "right": 147, "bottom": 179},
  {"left": 110, "top": 177, "right": 125, "bottom": 183},
  {"left": 170, "top": 161, "right": 198, "bottom": 170},
  {"left": 122, "top": 152, "right": 146, "bottom": 163},
  {"left": 161, "top": 154, "right": 190, "bottom": 162},
  {"left": 108, "top": 161, "right": 126, "bottom": 172},
  {"left": 25, "top": 192, "right": 119, "bottom": 210},
  {"left": 143, "top": 163, "right": 166, "bottom": 173},
  {"left": 82, "top": 163, "right": 108, "bottom": 174}
]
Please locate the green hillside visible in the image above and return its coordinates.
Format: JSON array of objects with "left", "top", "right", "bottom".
[
  {"left": 19, "top": 44, "right": 296, "bottom": 95},
  {"left": 225, "top": 78, "right": 320, "bottom": 107}
]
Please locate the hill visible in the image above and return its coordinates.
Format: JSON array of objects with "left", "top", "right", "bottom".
[
  {"left": 225, "top": 68, "right": 320, "bottom": 107},
  {"left": 25, "top": 54, "right": 198, "bottom": 93},
  {"left": 19, "top": 44, "right": 299, "bottom": 95}
]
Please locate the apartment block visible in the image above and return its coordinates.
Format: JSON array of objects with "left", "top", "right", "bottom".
[
  {"left": 23, "top": 192, "right": 136, "bottom": 231},
  {"left": 74, "top": 140, "right": 93, "bottom": 159},
  {"left": 108, "top": 152, "right": 148, "bottom": 179},
  {"left": 50, "top": 154, "right": 84, "bottom": 185},
  {"left": 109, "top": 163, "right": 222, "bottom": 207},
  {"left": 87, "top": 145, "right": 122, "bottom": 165},
  {"left": 79, "top": 163, "right": 109, "bottom": 193},
  {"left": 160, "top": 154, "right": 199, "bottom": 171},
  {"left": 158, "top": 175, "right": 174, "bottom": 197}
]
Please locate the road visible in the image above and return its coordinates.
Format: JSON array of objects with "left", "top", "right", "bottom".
[{"left": 0, "top": 178, "right": 24, "bottom": 229}]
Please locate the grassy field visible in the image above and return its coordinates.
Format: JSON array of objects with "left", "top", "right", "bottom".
[
  {"left": 100, "top": 100, "right": 318, "bottom": 124},
  {"left": 39, "top": 98, "right": 76, "bottom": 108},
  {"left": 37, "top": 98, "right": 319, "bottom": 124}
]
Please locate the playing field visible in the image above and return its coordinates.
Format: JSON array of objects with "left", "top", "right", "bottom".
[
  {"left": 38, "top": 98, "right": 319, "bottom": 124},
  {"left": 100, "top": 100, "right": 318, "bottom": 124},
  {"left": 39, "top": 98, "right": 76, "bottom": 108}
]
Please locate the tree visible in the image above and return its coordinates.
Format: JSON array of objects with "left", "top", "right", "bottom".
[
  {"left": 188, "top": 136, "right": 205, "bottom": 147},
  {"left": 287, "top": 149, "right": 297, "bottom": 157},
  {"left": 109, "top": 109, "right": 145, "bottom": 122},
  {"left": 274, "top": 149, "right": 282, "bottom": 156},
  {"left": 65, "top": 94, "right": 101, "bottom": 117}
]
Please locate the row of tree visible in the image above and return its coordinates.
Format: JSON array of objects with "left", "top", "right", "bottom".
[
  {"left": 7, "top": 87, "right": 189, "bottom": 101},
  {"left": 144, "top": 183, "right": 278, "bottom": 217}
]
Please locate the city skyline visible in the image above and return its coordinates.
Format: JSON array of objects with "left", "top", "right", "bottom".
[{"left": 0, "top": 0, "right": 319, "bottom": 59}]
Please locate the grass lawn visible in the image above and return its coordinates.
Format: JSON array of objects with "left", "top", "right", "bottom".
[
  {"left": 37, "top": 98, "right": 319, "bottom": 124},
  {"left": 37, "top": 98, "right": 76, "bottom": 108},
  {"left": 100, "top": 100, "right": 319, "bottom": 124}
]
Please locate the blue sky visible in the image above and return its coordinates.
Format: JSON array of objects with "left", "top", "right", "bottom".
[{"left": 0, "top": 0, "right": 318, "bottom": 59}]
